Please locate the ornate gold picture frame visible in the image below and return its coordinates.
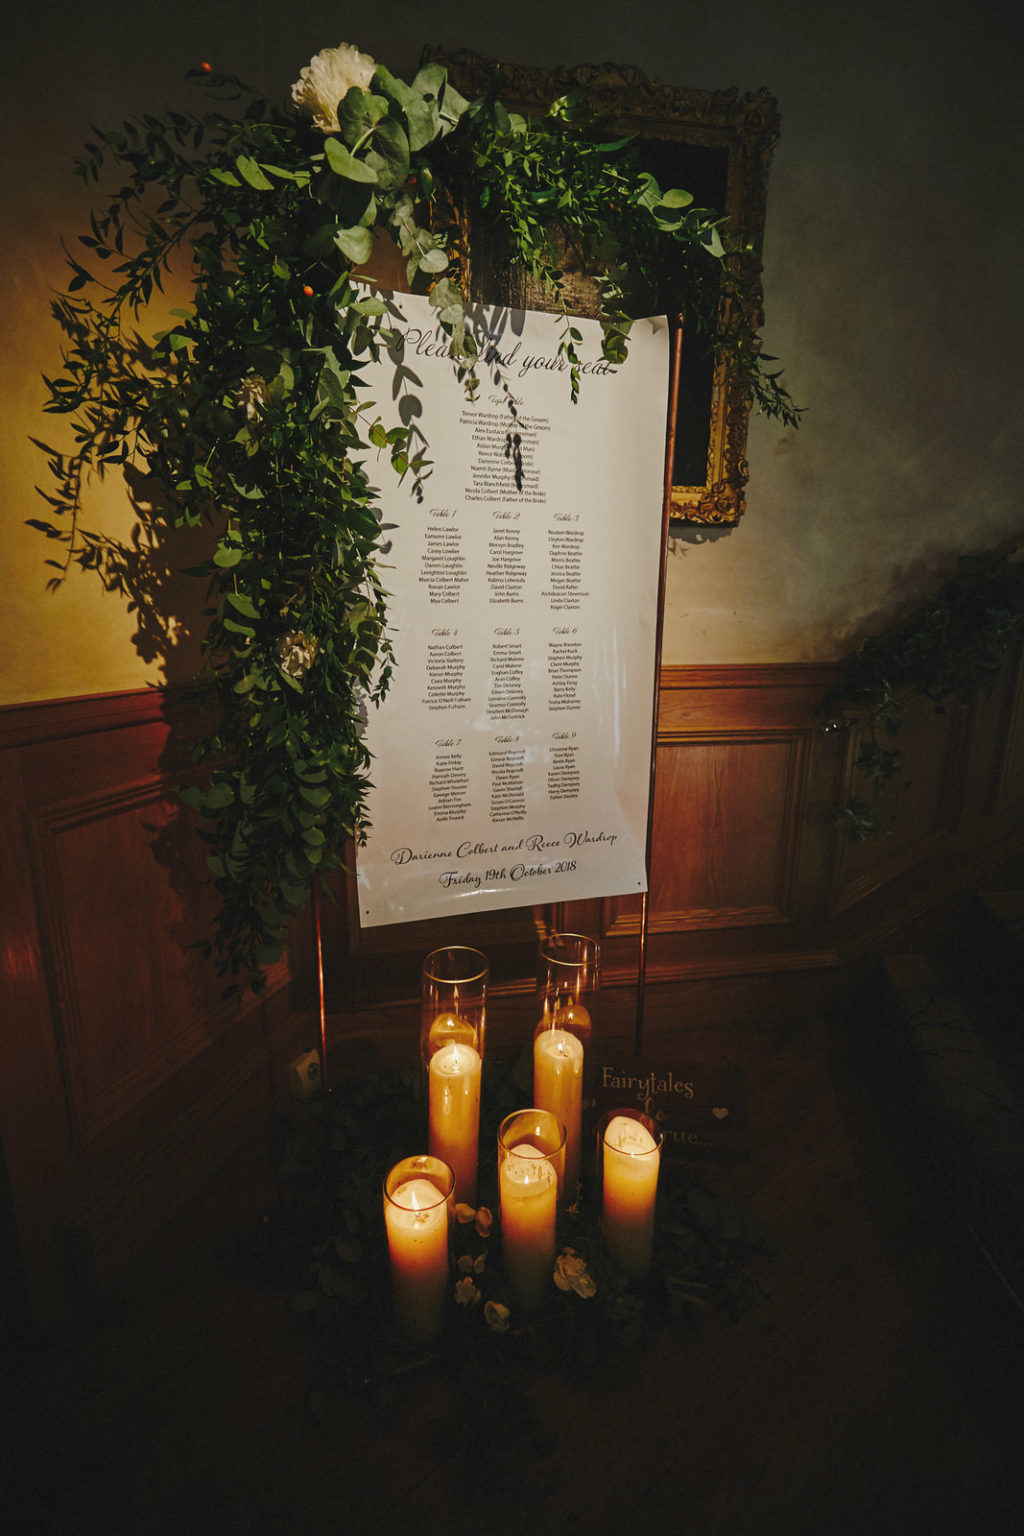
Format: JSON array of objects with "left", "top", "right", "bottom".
[{"left": 424, "top": 49, "right": 779, "bottom": 524}]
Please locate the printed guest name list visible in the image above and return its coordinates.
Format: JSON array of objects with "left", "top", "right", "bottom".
[{"left": 355, "top": 293, "right": 669, "bottom": 927}]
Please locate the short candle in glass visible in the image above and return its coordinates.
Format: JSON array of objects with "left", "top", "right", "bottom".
[
  {"left": 497, "top": 1109, "right": 566, "bottom": 1315},
  {"left": 383, "top": 1155, "right": 454, "bottom": 1346},
  {"left": 598, "top": 1109, "right": 663, "bottom": 1280}
]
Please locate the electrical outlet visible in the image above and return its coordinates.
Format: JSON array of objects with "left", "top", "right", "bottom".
[{"left": 289, "top": 1049, "right": 322, "bottom": 1098}]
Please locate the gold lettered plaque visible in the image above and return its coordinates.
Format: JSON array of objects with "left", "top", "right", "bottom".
[{"left": 591, "top": 1059, "right": 748, "bottom": 1160}]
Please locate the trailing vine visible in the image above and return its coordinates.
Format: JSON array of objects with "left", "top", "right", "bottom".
[
  {"left": 824, "top": 548, "right": 1024, "bottom": 839},
  {"left": 32, "top": 45, "right": 799, "bottom": 986}
]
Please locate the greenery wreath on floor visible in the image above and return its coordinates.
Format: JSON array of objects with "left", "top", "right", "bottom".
[
  {"left": 33, "top": 43, "right": 799, "bottom": 987},
  {"left": 245, "top": 1047, "right": 774, "bottom": 1470}
]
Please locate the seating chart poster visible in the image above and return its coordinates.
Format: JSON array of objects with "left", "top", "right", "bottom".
[{"left": 355, "top": 292, "right": 669, "bottom": 928}]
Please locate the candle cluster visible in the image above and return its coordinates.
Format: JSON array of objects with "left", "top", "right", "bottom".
[{"left": 384, "top": 935, "right": 664, "bottom": 1342}]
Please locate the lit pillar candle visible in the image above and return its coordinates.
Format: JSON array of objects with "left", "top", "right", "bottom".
[
  {"left": 499, "top": 1145, "right": 558, "bottom": 1314},
  {"left": 533, "top": 1029, "right": 584, "bottom": 1199},
  {"left": 428, "top": 1011, "right": 477, "bottom": 1053},
  {"left": 601, "top": 1115, "right": 662, "bottom": 1279},
  {"left": 384, "top": 1175, "right": 451, "bottom": 1346},
  {"left": 428, "top": 1041, "right": 482, "bottom": 1205}
]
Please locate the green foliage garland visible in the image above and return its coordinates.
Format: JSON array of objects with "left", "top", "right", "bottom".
[
  {"left": 33, "top": 48, "right": 799, "bottom": 984},
  {"left": 824, "top": 548, "right": 1024, "bottom": 838}
]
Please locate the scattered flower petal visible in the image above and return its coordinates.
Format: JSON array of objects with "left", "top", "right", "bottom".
[
  {"left": 456, "top": 1254, "right": 476, "bottom": 1275},
  {"left": 484, "top": 1300, "right": 511, "bottom": 1333},
  {"left": 454, "top": 1203, "right": 477, "bottom": 1225},
  {"left": 474, "top": 1206, "right": 493, "bottom": 1237},
  {"left": 554, "top": 1247, "right": 597, "bottom": 1298},
  {"left": 455, "top": 1276, "right": 480, "bottom": 1308}
]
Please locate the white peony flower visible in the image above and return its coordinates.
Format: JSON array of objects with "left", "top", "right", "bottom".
[{"left": 291, "top": 44, "right": 376, "bottom": 133}]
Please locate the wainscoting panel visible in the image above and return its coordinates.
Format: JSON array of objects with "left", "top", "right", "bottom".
[
  {"left": 828, "top": 688, "right": 973, "bottom": 917},
  {"left": 0, "top": 693, "right": 295, "bottom": 1324},
  {"left": 578, "top": 666, "right": 847, "bottom": 984},
  {"left": 646, "top": 731, "right": 808, "bottom": 928},
  {"left": 990, "top": 649, "right": 1024, "bottom": 814}
]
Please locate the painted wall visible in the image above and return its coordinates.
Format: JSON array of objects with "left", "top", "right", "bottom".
[{"left": 2, "top": 0, "right": 1020, "bottom": 705}]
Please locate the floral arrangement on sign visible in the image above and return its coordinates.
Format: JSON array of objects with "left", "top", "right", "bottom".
[{"left": 33, "top": 44, "right": 799, "bottom": 986}]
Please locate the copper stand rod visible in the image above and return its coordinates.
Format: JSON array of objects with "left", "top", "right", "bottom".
[
  {"left": 312, "top": 882, "right": 328, "bottom": 1092},
  {"left": 635, "top": 315, "right": 685, "bottom": 1057}
]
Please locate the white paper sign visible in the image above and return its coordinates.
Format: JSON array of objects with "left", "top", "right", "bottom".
[{"left": 355, "top": 293, "right": 669, "bottom": 927}]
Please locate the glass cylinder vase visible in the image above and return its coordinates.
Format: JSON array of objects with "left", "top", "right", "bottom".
[
  {"left": 421, "top": 947, "right": 488, "bottom": 1207},
  {"left": 534, "top": 933, "right": 599, "bottom": 1202},
  {"left": 383, "top": 1154, "right": 455, "bottom": 1347},
  {"left": 595, "top": 1108, "right": 663, "bottom": 1280},
  {"left": 497, "top": 1109, "right": 566, "bottom": 1316}
]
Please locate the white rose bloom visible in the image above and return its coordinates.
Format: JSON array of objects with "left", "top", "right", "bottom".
[
  {"left": 291, "top": 44, "right": 376, "bottom": 133},
  {"left": 276, "top": 630, "right": 319, "bottom": 682}
]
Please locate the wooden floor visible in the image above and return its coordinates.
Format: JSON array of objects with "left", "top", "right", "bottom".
[{"left": 7, "top": 978, "right": 1024, "bottom": 1536}]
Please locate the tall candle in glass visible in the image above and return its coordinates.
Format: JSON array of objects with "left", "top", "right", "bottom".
[
  {"left": 597, "top": 1109, "right": 663, "bottom": 1279},
  {"left": 384, "top": 1154, "right": 454, "bottom": 1346},
  {"left": 422, "top": 947, "right": 488, "bottom": 1206},
  {"left": 498, "top": 1110, "right": 566, "bottom": 1315},
  {"left": 534, "top": 933, "right": 599, "bottom": 1203}
]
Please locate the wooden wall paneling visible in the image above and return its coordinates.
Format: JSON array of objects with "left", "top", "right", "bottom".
[
  {"left": 0, "top": 693, "right": 295, "bottom": 1322},
  {"left": 988, "top": 647, "right": 1024, "bottom": 815},
  {"left": 0, "top": 738, "right": 78, "bottom": 1322},
  {"left": 558, "top": 664, "right": 847, "bottom": 987},
  {"left": 828, "top": 688, "right": 975, "bottom": 918},
  {"left": 646, "top": 730, "right": 807, "bottom": 928},
  {"left": 27, "top": 779, "right": 235, "bottom": 1146}
]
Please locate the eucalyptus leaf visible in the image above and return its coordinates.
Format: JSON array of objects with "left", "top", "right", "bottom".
[
  {"left": 324, "top": 136, "right": 379, "bottom": 184},
  {"left": 659, "top": 187, "right": 694, "bottom": 208},
  {"left": 371, "top": 64, "right": 438, "bottom": 152},
  {"left": 363, "top": 116, "right": 410, "bottom": 191},
  {"left": 337, "top": 89, "right": 389, "bottom": 148},
  {"left": 334, "top": 224, "right": 373, "bottom": 265}
]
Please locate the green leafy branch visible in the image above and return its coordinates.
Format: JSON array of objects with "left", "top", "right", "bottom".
[{"left": 824, "top": 548, "right": 1024, "bottom": 839}]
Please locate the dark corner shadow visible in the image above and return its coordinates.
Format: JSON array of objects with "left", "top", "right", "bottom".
[
  {"left": 824, "top": 982, "right": 1024, "bottom": 1495},
  {"left": 825, "top": 532, "right": 1024, "bottom": 660},
  {"left": 668, "top": 520, "right": 735, "bottom": 550}
]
